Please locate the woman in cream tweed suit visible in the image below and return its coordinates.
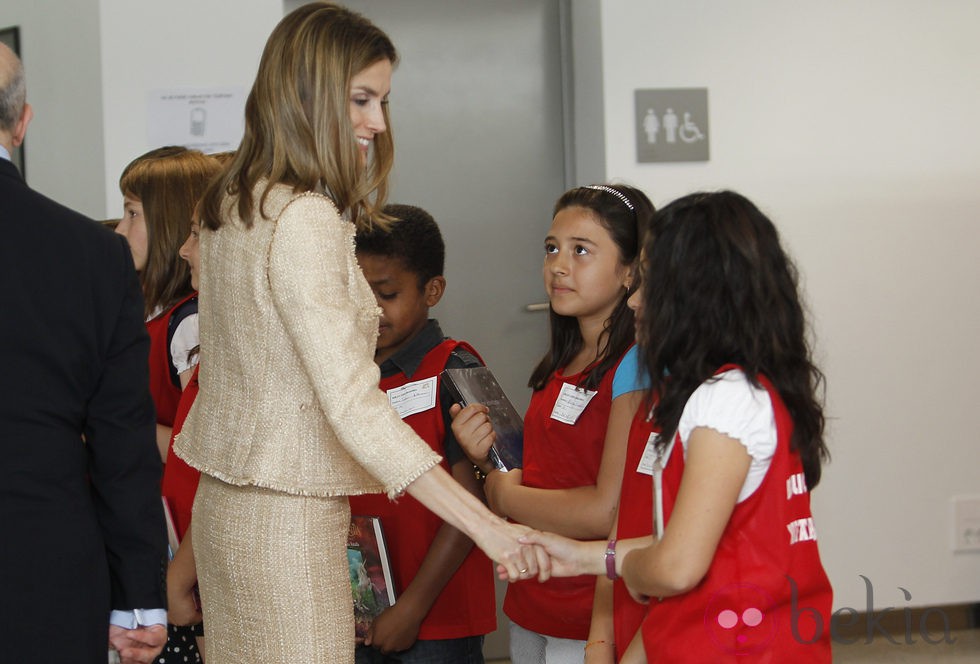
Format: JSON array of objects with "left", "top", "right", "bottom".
[{"left": 173, "top": 4, "right": 546, "bottom": 663}]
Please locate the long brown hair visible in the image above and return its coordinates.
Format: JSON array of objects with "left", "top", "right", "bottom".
[
  {"left": 638, "top": 191, "right": 829, "bottom": 488},
  {"left": 200, "top": 2, "right": 397, "bottom": 232},
  {"left": 120, "top": 146, "right": 221, "bottom": 317},
  {"left": 529, "top": 184, "right": 653, "bottom": 392}
]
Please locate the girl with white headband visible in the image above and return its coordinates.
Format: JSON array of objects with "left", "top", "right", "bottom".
[{"left": 453, "top": 183, "right": 654, "bottom": 663}]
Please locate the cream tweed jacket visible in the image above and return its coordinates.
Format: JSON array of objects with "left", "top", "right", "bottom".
[{"left": 174, "top": 182, "right": 440, "bottom": 497}]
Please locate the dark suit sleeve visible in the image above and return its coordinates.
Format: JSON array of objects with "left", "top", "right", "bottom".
[{"left": 83, "top": 235, "right": 167, "bottom": 611}]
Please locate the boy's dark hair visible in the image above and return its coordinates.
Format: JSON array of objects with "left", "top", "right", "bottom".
[{"left": 355, "top": 204, "right": 445, "bottom": 288}]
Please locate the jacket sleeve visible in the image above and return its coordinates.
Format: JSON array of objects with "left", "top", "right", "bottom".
[
  {"left": 268, "top": 195, "right": 440, "bottom": 496},
  {"left": 83, "top": 234, "right": 167, "bottom": 610}
]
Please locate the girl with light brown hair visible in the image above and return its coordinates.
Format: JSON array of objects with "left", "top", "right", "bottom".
[
  {"left": 118, "top": 146, "right": 219, "bottom": 321},
  {"left": 116, "top": 145, "right": 221, "bottom": 459}
]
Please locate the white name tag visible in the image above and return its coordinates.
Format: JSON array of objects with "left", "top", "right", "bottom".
[
  {"left": 636, "top": 433, "right": 659, "bottom": 475},
  {"left": 550, "top": 382, "right": 599, "bottom": 424},
  {"left": 387, "top": 376, "right": 438, "bottom": 419},
  {"left": 636, "top": 432, "right": 675, "bottom": 475}
]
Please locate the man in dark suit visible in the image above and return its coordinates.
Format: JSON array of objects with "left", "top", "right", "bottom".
[{"left": 0, "top": 42, "right": 168, "bottom": 664}]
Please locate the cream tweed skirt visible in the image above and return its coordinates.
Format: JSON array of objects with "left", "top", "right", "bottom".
[{"left": 193, "top": 473, "right": 354, "bottom": 663}]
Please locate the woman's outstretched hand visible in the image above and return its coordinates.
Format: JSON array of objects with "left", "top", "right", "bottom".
[
  {"left": 404, "top": 463, "right": 551, "bottom": 584},
  {"left": 474, "top": 519, "right": 552, "bottom": 583},
  {"left": 514, "top": 529, "right": 603, "bottom": 579}
]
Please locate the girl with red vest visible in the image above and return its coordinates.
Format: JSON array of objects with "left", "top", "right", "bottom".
[
  {"left": 452, "top": 184, "right": 653, "bottom": 663},
  {"left": 526, "top": 191, "right": 833, "bottom": 662},
  {"left": 115, "top": 147, "right": 221, "bottom": 663},
  {"left": 162, "top": 212, "right": 207, "bottom": 656},
  {"left": 115, "top": 146, "right": 220, "bottom": 461}
]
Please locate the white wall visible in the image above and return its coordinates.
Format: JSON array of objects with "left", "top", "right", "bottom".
[
  {"left": 1, "top": 0, "right": 280, "bottom": 219},
  {"left": 98, "top": 0, "right": 282, "bottom": 217},
  {"left": 598, "top": 0, "right": 980, "bottom": 610},
  {"left": 2, "top": 0, "right": 105, "bottom": 217}
]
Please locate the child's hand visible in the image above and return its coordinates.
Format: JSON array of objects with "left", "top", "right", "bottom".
[
  {"left": 449, "top": 403, "right": 496, "bottom": 472},
  {"left": 363, "top": 602, "right": 423, "bottom": 654},
  {"left": 516, "top": 529, "right": 596, "bottom": 578}
]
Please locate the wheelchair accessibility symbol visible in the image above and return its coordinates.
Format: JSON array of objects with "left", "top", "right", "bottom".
[{"left": 679, "top": 112, "right": 704, "bottom": 143}]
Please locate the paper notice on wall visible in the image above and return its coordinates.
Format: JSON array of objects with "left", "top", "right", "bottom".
[{"left": 147, "top": 87, "right": 246, "bottom": 155}]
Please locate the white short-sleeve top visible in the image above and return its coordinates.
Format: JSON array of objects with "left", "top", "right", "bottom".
[
  {"left": 677, "top": 369, "right": 776, "bottom": 503},
  {"left": 169, "top": 314, "right": 200, "bottom": 375},
  {"left": 147, "top": 304, "right": 200, "bottom": 377}
]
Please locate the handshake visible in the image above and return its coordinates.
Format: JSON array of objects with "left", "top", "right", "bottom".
[
  {"left": 484, "top": 520, "right": 553, "bottom": 583},
  {"left": 475, "top": 517, "right": 603, "bottom": 584},
  {"left": 446, "top": 402, "right": 615, "bottom": 584}
]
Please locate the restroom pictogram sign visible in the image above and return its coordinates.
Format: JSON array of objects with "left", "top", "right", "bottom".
[{"left": 635, "top": 88, "right": 709, "bottom": 163}]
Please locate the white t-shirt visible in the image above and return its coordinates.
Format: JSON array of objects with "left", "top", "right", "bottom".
[
  {"left": 677, "top": 369, "right": 776, "bottom": 502},
  {"left": 170, "top": 313, "right": 200, "bottom": 375}
]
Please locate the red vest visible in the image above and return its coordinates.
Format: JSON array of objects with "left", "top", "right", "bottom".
[
  {"left": 641, "top": 368, "right": 832, "bottom": 662},
  {"left": 503, "top": 351, "right": 627, "bottom": 640},
  {"left": 611, "top": 400, "right": 657, "bottom": 659},
  {"left": 145, "top": 292, "right": 197, "bottom": 427},
  {"left": 162, "top": 364, "right": 201, "bottom": 540},
  {"left": 348, "top": 340, "right": 496, "bottom": 640}
]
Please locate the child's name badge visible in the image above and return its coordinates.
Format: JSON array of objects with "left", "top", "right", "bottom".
[
  {"left": 636, "top": 433, "right": 659, "bottom": 475},
  {"left": 636, "top": 432, "right": 675, "bottom": 475},
  {"left": 550, "top": 382, "right": 598, "bottom": 425},
  {"left": 387, "top": 376, "right": 438, "bottom": 419}
]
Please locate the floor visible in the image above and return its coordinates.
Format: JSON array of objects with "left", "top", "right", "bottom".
[
  {"left": 485, "top": 627, "right": 980, "bottom": 663},
  {"left": 833, "top": 627, "right": 980, "bottom": 663}
]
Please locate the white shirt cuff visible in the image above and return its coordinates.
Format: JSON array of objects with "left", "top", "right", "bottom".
[{"left": 109, "top": 608, "right": 168, "bottom": 628}]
